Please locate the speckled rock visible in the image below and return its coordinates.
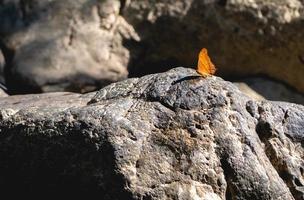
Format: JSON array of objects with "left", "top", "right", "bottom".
[{"left": 0, "top": 67, "right": 303, "bottom": 199}]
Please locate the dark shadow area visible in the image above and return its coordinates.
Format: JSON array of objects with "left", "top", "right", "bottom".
[
  {"left": 0, "top": 0, "right": 125, "bottom": 95},
  {"left": 0, "top": 0, "right": 53, "bottom": 34},
  {"left": 0, "top": 120, "right": 133, "bottom": 199},
  {"left": 230, "top": 74, "right": 304, "bottom": 105},
  {"left": 219, "top": 157, "right": 234, "bottom": 200},
  {"left": 123, "top": 0, "right": 229, "bottom": 78},
  {"left": 0, "top": 38, "right": 14, "bottom": 92},
  {"left": 124, "top": 37, "right": 188, "bottom": 77},
  {"left": 1, "top": 0, "right": 304, "bottom": 101},
  {"left": 122, "top": 0, "right": 304, "bottom": 102},
  {"left": 4, "top": 71, "right": 115, "bottom": 95},
  {"left": 124, "top": 19, "right": 198, "bottom": 78},
  {"left": 171, "top": 75, "right": 201, "bottom": 85},
  {"left": 0, "top": 1, "right": 56, "bottom": 95}
]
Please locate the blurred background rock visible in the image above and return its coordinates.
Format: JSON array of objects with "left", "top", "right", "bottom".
[
  {"left": 0, "top": 49, "right": 4, "bottom": 84},
  {"left": 0, "top": 0, "right": 303, "bottom": 104}
]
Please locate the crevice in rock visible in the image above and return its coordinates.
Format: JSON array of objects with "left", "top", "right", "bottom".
[
  {"left": 219, "top": 158, "right": 234, "bottom": 200},
  {"left": 119, "top": 0, "right": 128, "bottom": 15},
  {"left": 256, "top": 120, "right": 273, "bottom": 143},
  {"left": 255, "top": 116, "right": 302, "bottom": 199},
  {"left": 245, "top": 100, "right": 257, "bottom": 118},
  {"left": 68, "top": 27, "right": 76, "bottom": 46},
  {"left": 145, "top": 95, "right": 176, "bottom": 112},
  {"left": 282, "top": 109, "right": 289, "bottom": 125}
]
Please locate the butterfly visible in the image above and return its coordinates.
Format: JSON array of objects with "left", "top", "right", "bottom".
[{"left": 197, "top": 48, "right": 216, "bottom": 77}]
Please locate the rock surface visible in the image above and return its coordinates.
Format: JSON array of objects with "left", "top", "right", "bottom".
[
  {"left": 0, "top": 88, "right": 7, "bottom": 97},
  {"left": 236, "top": 77, "right": 304, "bottom": 105},
  {"left": 234, "top": 82, "right": 266, "bottom": 101},
  {"left": 1, "top": 0, "right": 304, "bottom": 96},
  {"left": 0, "top": 67, "right": 303, "bottom": 199},
  {"left": 0, "top": 0, "right": 138, "bottom": 93},
  {"left": 123, "top": 0, "right": 304, "bottom": 93},
  {"left": 123, "top": 0, "right": 304, "bottom": 92}
]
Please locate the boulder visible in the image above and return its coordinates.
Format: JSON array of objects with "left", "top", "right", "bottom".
[
  {"left": 0, "top": 67, "right": 303, "bottom": 199},
  {"left": 123, "top": 0, "right": 304, "bottom": 93},
  {"left": 2, "top": 0, "right": 304, "bottom": 96},
  {"left": 0, "top": 0, "right": 139, "bottom": 94}
]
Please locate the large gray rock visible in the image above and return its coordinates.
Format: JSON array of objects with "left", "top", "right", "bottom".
[
  {"left": 123, "top": 0, "right": 304, "bottom": 93},
  {"left": 0, "top": 67, "right": 303, "bottom": 199},
  {"left": 0, "top": 0, "right": 138, "bottom": 93},
  {"left": 2, "top": 0, "right": 304, "bottom": 96}
]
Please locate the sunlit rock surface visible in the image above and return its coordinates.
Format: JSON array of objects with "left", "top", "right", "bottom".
[{"left": 0, "top": 68, "right": 303, "bottom": 199}]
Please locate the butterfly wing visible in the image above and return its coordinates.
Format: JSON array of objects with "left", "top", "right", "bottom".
[{"left": 197, "top": 48, "right": 216, "bottom": 76}]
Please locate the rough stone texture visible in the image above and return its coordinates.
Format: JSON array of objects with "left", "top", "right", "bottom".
[
  {"left": 123, "top": 0, "right": 304, "bottom": 94},
  {"left": 0, "top": 67, "right": 303, "bottom": 199},
  {"left": 0, "top": 0, "right": 139, "bottom": 93},
  {"left": 1, "top": 0, "right": 304, "bottom": 96},
  {"left": 236, "top": 77, "right": 304, "bottom": 105}
]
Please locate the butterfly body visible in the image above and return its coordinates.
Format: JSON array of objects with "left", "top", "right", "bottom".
[{"left": 197, "top": 48, "right": 216, "bottom": 77}]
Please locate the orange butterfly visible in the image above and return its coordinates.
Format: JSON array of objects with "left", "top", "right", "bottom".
[{"left": 197, "top": 48, "right": 216, "bottom": 76}]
